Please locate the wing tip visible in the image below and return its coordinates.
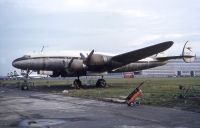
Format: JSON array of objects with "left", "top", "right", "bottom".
[
  {"left": 159, "top": 41, "right": 174, "bottom": 49},
  {"left": 164, "top": 41, "right": 174, "bottom": 47}
]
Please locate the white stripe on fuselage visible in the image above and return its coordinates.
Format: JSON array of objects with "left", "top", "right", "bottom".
[
  {"left": 26, "top": 50, "right": 157, "bottom": 62},
  {"left": 29, "top": 51, "right": 115, "bottom": 58}
]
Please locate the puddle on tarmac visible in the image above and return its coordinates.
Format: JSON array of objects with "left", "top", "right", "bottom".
[
  {"left": 19, "top": 117, "right": 91, "bottom": 128},
  {"left": 19, "top": 119, "right": 66, "bottom": 128}
]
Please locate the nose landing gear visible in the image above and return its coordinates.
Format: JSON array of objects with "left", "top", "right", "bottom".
[
  {"left": 20, "top": 79, "right": 30, "bottom": 90},
  {"left": 20, "top": 70, "right": 32, "bottom": 91}
]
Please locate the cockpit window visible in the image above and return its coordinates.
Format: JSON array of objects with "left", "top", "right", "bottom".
[{"left": 23, "top": 55, "right": 31, "bottom": 58}]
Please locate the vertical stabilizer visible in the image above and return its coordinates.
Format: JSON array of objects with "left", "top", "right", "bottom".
[{"left": 182, "top": 41, "right": 196, "bottom": 63}]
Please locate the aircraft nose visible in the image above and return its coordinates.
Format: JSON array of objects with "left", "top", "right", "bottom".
[{"left": 12, "top": 59, "right": 20, "bottom": 68}]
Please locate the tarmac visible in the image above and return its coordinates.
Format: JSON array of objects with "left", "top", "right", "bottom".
[{"left": 0, "top": 86, "right": 200, "bottom": 128}]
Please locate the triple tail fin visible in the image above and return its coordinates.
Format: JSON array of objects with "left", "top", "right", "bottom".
[{"left": 156, "top": 41, "right": 196, "bottom": 63}]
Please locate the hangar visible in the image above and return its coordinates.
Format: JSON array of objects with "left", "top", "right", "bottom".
[
  {"left": 139, "top": 57, "right": 200, "bottom": 77},
  {"left": 108, "top": 57, "right": 200, "bottom": 78}
]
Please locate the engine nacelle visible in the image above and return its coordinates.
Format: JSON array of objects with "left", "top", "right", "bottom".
[
  {"left": 68, "top": 59, "right": 86, "bottom": 71},
  {"left": 88, "top": 54, "right": 108, "bottom": 66}
]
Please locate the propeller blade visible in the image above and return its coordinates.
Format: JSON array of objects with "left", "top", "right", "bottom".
[
  {"left": 85, "top": 50, "right": 94, "bottom": 63},
  {"left": 80, "top": 50, "right": 94, "bottom": 65},
  {"left": 63, "top": 58, "right": 75, "bottom": 69},
  {"left": 68, "top": 58, "right": 74, "bottom": 68},
  {"left": 80, "top": 53, "right": 86, "bottom": 60}
]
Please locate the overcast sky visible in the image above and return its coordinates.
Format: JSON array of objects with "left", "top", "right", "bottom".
[{"left": 0, "top": 0, "right": 200, "bottom": 75}]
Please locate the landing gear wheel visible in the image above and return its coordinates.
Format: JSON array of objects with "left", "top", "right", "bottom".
[
  {"left": 96, "top": 79, "right": 107, "bottom": 88},
  {"left": 73, "top": 79, "right": 82, "bottom": 89},
  {"left": 21, "top": 85, "right": 29, "bottom": 90}
]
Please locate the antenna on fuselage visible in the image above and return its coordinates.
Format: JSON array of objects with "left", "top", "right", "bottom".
[{"left": 41, "top": 46, "right": 45, "bottom": 53}]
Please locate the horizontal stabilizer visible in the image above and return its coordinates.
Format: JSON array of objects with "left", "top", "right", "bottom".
[
  {"left": 156, "top": 41, "right": 196, "bottom": 63},
  {"left": 111, "top": 41, "right": 174, "bottom": 64},
  {"left": 156, "top": 55, "right": 195, "bottom": 61}
]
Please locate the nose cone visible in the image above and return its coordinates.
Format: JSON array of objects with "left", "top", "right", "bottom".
[
  {"left": 12, "top": 55, "right": 31, "bottom": 69},
  {"left": 12, "top": 59, "right": 21, "bottom": 69},
  {"left": 12, "top": 57, "right": 27, "bottom": 69}
]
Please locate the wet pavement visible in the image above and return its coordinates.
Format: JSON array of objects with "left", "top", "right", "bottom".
[{"left": 0, "top": 86, "right": 200, "bottom": 128}]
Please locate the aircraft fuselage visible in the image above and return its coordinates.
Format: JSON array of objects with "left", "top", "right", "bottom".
[{"left": 12, "top": 55, "right": 166, "bottom": 77}]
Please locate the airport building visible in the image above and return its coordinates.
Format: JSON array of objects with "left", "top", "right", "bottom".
[{"left": 138, "top": 57, "right": 200, "bottom": 77}]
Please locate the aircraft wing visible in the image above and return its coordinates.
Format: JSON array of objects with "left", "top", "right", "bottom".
[{"left": 111, "top": 41, "right": 174, "bottom": 64}]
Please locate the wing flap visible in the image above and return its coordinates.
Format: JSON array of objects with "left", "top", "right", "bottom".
[{"left": 111, "top": 41, "right": 174, "bottom": 64}]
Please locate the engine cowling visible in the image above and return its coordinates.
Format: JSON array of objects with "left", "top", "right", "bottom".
[
  {"left": 88, "top": 54, "right": 108, "bottom": 66},
  {"left": 68, "top": 59, "right": 86, "bottom": 71}
]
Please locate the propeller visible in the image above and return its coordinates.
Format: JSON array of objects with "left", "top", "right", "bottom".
[
  {"left": 68, "top": 58, "right": 74, "bottom": 68},
  {"left": 80, "top": 50, "right": 94, "bottom": 65},
  {"left": 63, "top": 58, "right": 75, "bottom": 69}
]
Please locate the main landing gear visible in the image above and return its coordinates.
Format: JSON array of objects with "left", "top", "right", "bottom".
[
  {"left": 73, "top": 78, "right": 82, "bottom": 89},
  {"left": 73, "top": 76, "right": 107, "bottom": 89},
  {"left": 96, "top": 79, "right": 107, "bottom": 88}
]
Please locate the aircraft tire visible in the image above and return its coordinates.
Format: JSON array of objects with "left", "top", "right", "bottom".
[
  {"left": 73, "top": 79, "right": 82, "bottom": 89},
  {"left": 21, "top": 85, "right": 29, "bottom": 90},
  {"left": 96, "top": 79, "right": 106, "bottom": 88}
]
